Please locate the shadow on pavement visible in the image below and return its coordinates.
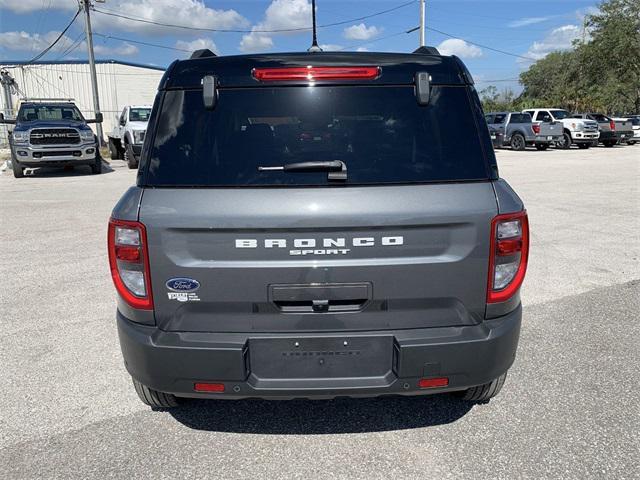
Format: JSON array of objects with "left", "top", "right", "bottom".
[
  {"left": 169, "top": 394, "right": 474, "bottom": 434},
  {"left": 22, "top": 160, "right": 115, "bottom": 178}
]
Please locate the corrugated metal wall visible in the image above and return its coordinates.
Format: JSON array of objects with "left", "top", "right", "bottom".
[{"left": 0, "top": 61, "right": 164, "bottom": 145}]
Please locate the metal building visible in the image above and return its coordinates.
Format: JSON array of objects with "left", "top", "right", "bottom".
[{"left": 0, "top": 60, "right": 165, "bottom": 145}]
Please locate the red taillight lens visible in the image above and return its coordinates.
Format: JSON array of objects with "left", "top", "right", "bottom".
[
  {"left": 532, "top": 124, "right": 540, "bottom": 134},
  {"left": 108, "top": 218, "right": 153, "bottom": 310},
  {"left": 194, "top": 383, "right": 225, "bottom": 392},
  {"left": 419, "top": 377, "right": 449, "bottom": 388},
  {"left": 487, "top": 211, "right": 529, "bottom": 304},
  {"left": 252, "top": 66, "right": 380, "bottom": 82},
  {"left": 609, "top": 120, "right": 615, "bottom": 131}
]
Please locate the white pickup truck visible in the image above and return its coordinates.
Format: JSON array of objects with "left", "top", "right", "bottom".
[
  {"left": 523, "top": 108, "right": 599, "bottom": 149},
  {"left": 108, "top": 105, "right": 151, "bottom": 168}
]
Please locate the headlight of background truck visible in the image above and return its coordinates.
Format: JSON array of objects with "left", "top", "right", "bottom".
[
  {"left": 80, "top": 130, "right": 95, "bottom": 141},
  {"left": 133, "top": 130, "right": 146, "bottom": 144},
  {"left": 12, "top": 131, "right": 29, "bottom": 143}
]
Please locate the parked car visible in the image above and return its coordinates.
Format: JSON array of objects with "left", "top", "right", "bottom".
[
  {"left": 625, "top": 116, "right": 640, "bottom": 144},
  {"left": 485, "top": 111, "right": 561, "bottom": 151},
  {"left": 523, "top": 108, "right": 599, "bottom": 149},
  {"left": 0, "top": 100, "right": 102, "bottom": 178},
  {"left": 571, "top": 113, "right": 617, "bottom": 147},
  {"left": 611, "top": 117, "right": 635, "bottom": 145},
  {"left": 109, "top": 49, "right": 528, "bottom": 408},
  {"left": 488, "top": 125, "right": 504, "bottom": 149},
  {"left": 108, "top": 105, "right": 151, "bottom": 169}
]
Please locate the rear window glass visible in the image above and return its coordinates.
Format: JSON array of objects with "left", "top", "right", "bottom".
[
  {"left": 509, "top": 113, "right": 531, "bottom": 123},
  {"left": 144, "top": 86, "right": 488, "bottom": 187}
]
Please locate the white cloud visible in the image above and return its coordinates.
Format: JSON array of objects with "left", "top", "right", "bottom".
[
  {"left": 319, "top": 44, "right": 343, "bottom": 51},
  {"left": 0, "top": 31, "right": 138, "bottom": 57},
  {"left": 508, "top": 17, "right": 551, "bottom": 28},
  {"left": 520, "top": 24, "right": 582, "bottom": 62},
  {"left": 175, "top": 38, "right": 218, "bottom": 55},
  {"left": 0, "top": 0, "right": 75, "bottom": 13},
  {"left": 343, "top": 23, "right": 382, "bottom": 41},
  {"left": 436, "top": 39, "right": 483, "bottom": 58},
  {"left": 356, "top": 47, "right": 369, "bottom": 52},
  {"left": 240, "top": 0, "right": 311, "bottom": 53},
  {"left": 90, "top": 0, "right": 248, "bottom": 37}
]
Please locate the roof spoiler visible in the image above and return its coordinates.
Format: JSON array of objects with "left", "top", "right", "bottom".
[
  {"left": 190, "top": 49, "right": 217, "bottom": 60},
  {"left": 413, "top": 46, "right": 440, "bottom": 55}
]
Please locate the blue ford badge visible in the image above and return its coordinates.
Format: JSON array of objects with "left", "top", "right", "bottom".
[{"left": 166, "top": 278, "right": 200, "bottom": 292}]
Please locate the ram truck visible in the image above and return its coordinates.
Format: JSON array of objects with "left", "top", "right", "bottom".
[
  {"left": 109, "top": 49, "right": 529, "bottom": 408},
  {"left": 523, "top": 108, "right": 599, "bottom": 149},
  {"left": 0, "top": 100, "right": 102, "bottom": 178},
  {"left": 108, "top": 105, "right": 151, "bottom": 169}
]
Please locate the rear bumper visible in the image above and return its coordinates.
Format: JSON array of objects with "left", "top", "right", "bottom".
[
  {"left": 117, "top": 305, "right": 522, "bottom": 399},
  {"left": 532, "top": 134, "right": 562, "bottom": 144}
]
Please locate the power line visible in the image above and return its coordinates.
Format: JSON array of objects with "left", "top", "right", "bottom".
[
  {"left": 55, "top": 32, "right": 85, "bottom": 61},
  {"left": 25, "top": 8, "right": 81, "bottom": 65},
  {"left": 92, "top": 0, "right": 417, "bottom": 34},
  {"left": 93, "top": 33, "right": 190, "bottom": 53},
  {"left": 425, "top": 26, "right": 538, "bottom": 62}
]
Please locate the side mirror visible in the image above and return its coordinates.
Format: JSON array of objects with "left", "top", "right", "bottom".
[
  {"left": 415, "top": 72, "right": 431, "bottom": 106},
  {"left": 119, "top": 118, "right": 126, "bottom": 126},
  {"left": 0, "top": 112, "right": 16, "bottom": 124},
  {"left": 87, "top": 112, "right": 103, "bottom": 124},
  {"left": 202, "top": 75, "right": 218, "bottom": 110}
]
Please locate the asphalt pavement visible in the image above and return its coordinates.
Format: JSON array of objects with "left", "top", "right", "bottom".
[{"left": 0, "top": 145, "right": 638, "bottom": 479}]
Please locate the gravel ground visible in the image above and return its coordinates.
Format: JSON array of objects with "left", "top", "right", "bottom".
[{"left": 0, "top": 145, "right": 638, "bottom": 479}]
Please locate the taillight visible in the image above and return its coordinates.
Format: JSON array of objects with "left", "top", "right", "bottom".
[
  {"left": 532, "top": 124, "right": 540, "bottom": 134},
  {"left": 108, "top": 218, "right": 153, "bottom": 310},
  {"left": 252, "top": 66, "right": 380, "bottom": 82},
  {"left": 487, "top": 211, "right": 529, "bottom": 303},
  {"left": 609, "top": 120, "right": 615, "bottom": 131}
]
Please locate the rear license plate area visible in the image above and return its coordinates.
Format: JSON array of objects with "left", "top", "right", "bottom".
[{"left": 249, "top": 336, "right": 393, "bottom": 379}]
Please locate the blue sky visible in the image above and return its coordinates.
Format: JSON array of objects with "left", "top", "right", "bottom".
[{"left": 0, "top": 0, "right": 599, "bottom": 92}]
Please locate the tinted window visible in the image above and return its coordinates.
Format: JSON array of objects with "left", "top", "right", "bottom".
[
  {"left": 591, "top": 114, "right": 609, "bottom": 122},
  {"left": 18, "top": 105, "right": 83, "bottom": 122},
  {"left": 129, "top": 108, "right": 151, "bottom": 121},
  {"left": 535, "top": 111, "right": 550, "bottom": 121},
  {"left": 493, "top": 114, "right": 506, "bottom": 124},
  {"left": 145, "top": 86, "right": 488, "bottom": 187},
  {"left": 509, "top": 113, "right": 531, "bottom": 123},
  {"left": 550, "top": 110, "right": 571, "bottom": 119}
]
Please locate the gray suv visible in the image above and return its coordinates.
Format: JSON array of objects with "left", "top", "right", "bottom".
[{"left": 109, "top": 50, "right": 529, "bottom": 408}]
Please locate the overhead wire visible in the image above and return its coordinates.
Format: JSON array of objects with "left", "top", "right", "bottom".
[{"left": 25, "top": 8, "right": 82, "bottom": 65}]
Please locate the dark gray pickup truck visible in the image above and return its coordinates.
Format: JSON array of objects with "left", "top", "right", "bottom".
[{"left": 109, "top": 49, "right": 529, "bottom": 408}]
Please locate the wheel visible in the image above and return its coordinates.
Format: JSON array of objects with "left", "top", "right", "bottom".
[
  {"left": 557, "top": 132, "right": 571, "bottom": 149},
  {"left": 457, "top": 372, "right": 508, "bottom": 402},
  {"left": 510, "top": 133, "right": 526, "bottom": 151},
  {"left": 108, "top": 137, "right": 121, "bottom": 160},
  {"left": 90, "top": 151, "right": 102, "bottom": 174},
  {"left": 577, "top": 143, "right": 590, "bottom": 149},
  {"left": 132, "top": 378, "right": 179, "bottom": 408},
  {"left": 11, "top": 156, "right": 24, "bottom": 178},
  {"left": 535, "top": 143, "right": 548, "bottom": 151},
  {"left": 124, "top": 142, "right": 138, "bottom": 169},
  {"left": 628, "top": 141, "right": 636, "bottom": 145},
  {"left": 604, "top": 141, "right": 616, "bottom": 148}
]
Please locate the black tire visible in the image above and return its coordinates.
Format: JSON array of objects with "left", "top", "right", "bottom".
[
  {"left": 604, "top": 141, "right": 616, "bottom": 148},
  {"left": 535, "top": 143, "right": 548, "bottom": 151},
  {"left": 627, "top": 140, "right": 636, "bottom": 145},
  {"left": 557, "top": 131, "right": 571, "bottom": 149},
  {"left": 577, "top": 143, "right": 590, "bottom": 149},
  {"left": 108, "top": 137, "right": 121, "bottom": 160},
  {"left": 11, "top": 157, "right": 24, "bottom": 178},
  {"left": 124, "top": 141, "right": 138, "bottom": 169},
  {"left": 510, "top": 133, "right": 526, "bottom": 151},
  {"left": 132, "top": 378, "right": 179, "bottom": 408},
  {"left": 90, "top": 152, "right": 102, "bottom": 174},
  {"left": 457, "top": 372, "right": 508, "bottom": 402}
]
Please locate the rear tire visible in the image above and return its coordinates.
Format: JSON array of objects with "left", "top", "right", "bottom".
[
  {"left": 577, "top": 143, "right": 590, "bottom": 149},
  {"left": 132, "top": 378, "right": 179, "bottom": 408},
  {"left": 108, "top": 137, "right": 120, "bottom": 160},
  {"left": 457, "top": 372, "right": 508, "bottom": 402},
  {"left": 535, "top": 143, "right": 548, "bottom": 151},
  {"left": 510, "top": 133, "right": 526, "bottom": 151},
  {"left": 557, "top": 132, "right": 572, "bottom": 149},
  {"left": 604, "top": 141, "right": 616, "bottom": 148},
  {"left": 628, "top": 140, "right": 636, "bottom": 145},
  {"left": 124, "top": 142, "right": 138, "bottom": 169}
]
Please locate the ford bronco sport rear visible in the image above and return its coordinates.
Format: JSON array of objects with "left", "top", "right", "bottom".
[{"left": 109, "top": 50, "right": 528, "bottom": 408}]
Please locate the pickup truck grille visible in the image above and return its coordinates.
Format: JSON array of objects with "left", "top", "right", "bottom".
[
  {"left": 30, "top": 128, "right": 80, "bottom": 145},
  {"left": 583, "top": 122, "right": 599, "bottom": 133}
]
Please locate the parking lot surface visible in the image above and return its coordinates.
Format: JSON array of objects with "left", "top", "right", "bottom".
[{"left": 1, "top": 146, "right": 638, "bottom": 479}]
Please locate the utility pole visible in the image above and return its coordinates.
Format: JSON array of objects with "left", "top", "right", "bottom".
[
  {"left": 80, "top": 0, "right": 104, "bottom": 145},
  {"left": 0, "top": 70, "right": 15, "bottom": 119},
  {"left": 419, "top": 0, "right": 426, "bottom": 47}
]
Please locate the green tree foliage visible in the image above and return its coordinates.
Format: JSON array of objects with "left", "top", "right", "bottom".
[{"left": 517, "top": 0, "right": 640, "bottom": 114}]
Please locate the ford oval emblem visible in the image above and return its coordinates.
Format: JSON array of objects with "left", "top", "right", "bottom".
[{"left": 166, "top": 278, "right": 200, "bottom": 292}]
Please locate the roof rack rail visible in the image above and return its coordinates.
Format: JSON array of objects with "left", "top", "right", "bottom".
[
  {"left": 190, "top": 49, "right": 217, "bottom": 59},
  {"left": 413, "top": 46, "right": 440, "bottom": 55},
  {"left": 20, "top": 97, "right": 75, "bottom": 102}
]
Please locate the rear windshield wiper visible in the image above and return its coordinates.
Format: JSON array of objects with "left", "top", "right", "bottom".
[{"left": 258, "top": 160, "right": 347, "bottom": 181}]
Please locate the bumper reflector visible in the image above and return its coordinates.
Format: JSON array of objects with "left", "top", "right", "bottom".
[
  {"left": 194, "top": 382, "right": 225, "bottom": 393},
  {"left": 418, "top": 377, "right": 449, "bottom": 388}
]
